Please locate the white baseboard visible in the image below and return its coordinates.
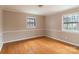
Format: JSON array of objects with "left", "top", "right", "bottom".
[
  {"left": 3, "top": 35, "right": 44, "bottom": 44},
  {"left": 3, "top": 34, "right": 79, "bottom": 47},
  {"left": 46, "top": 35, "right": 79, "bottom": 47},
  {"left": 3, "top": 29, "right": 44, "bottom": 44}
]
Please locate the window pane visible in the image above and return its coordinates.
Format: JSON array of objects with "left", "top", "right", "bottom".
[
  {"left": 63, "top": 13, "right": 79, "bottom": 32},
  {"left": 26, "top": 17, "right": 36, "bottom": 28}
]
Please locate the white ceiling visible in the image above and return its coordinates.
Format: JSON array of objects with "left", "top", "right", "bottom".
[{"left": 1, "top": 5, "right": 79, "bottom": 15}]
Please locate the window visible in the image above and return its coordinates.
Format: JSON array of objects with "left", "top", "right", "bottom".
[
  {"left": 26, "top": 16, "right": 36, "bottom": 28},
  {"left": 62, "top": 13, "right": 79, "bottom": 32}
]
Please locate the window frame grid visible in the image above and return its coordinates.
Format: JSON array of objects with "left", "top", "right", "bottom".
[{"left": 62, "top": 13, "right": 79, "bottom": 33}]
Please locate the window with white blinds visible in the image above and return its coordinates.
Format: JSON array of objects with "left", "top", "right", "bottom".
[
  {"left": 62, "top": 13, "right": 79, "bottom": 32},
  {"left": 26, "top": 16, "right": 36, "bottom": 28}
]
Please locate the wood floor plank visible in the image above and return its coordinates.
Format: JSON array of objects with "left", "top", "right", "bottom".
[{"left": 1, "top": 37, "right": 79, "bottom": 54}]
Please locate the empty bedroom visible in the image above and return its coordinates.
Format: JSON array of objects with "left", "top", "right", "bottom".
[{"left": 0, "top": 5, "right": 79, "bottom": 54}]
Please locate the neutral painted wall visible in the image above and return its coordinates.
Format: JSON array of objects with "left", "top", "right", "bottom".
[
  {"left": 0, "top": 9, "right": 3, "bottom": 50},
  {"left": 3, "top": 10, "right": 45, "bottom": 43},
  {"left": 45, "top": 7, "right": 79, "bottom": 46}
]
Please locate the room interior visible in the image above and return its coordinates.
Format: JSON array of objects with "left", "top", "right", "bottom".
[{"left": 0, "top": 5, "right": 79, "bottom": 54}]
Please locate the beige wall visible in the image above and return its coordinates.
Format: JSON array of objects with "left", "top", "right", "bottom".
[
  {"left": 45, "top": 7, "right": 79, "bottom": 46},
  {"left": 3, "top": 10, "right": 45, "bottom": 43},
  {"left": 0, "top": 9, "right": 3, "bottom": 50}
]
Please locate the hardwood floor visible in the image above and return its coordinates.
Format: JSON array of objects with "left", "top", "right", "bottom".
[{"left": 1, "top": 37, "right": 79, "bottom": 54}]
